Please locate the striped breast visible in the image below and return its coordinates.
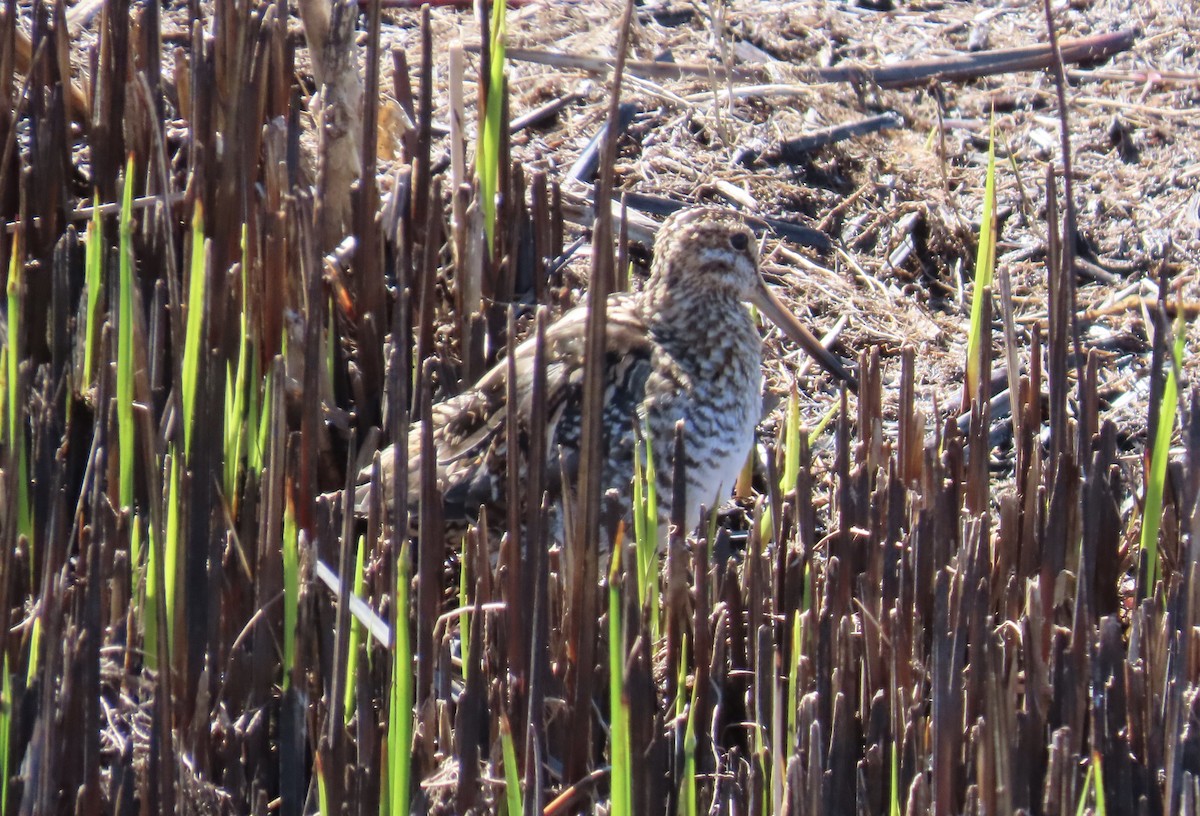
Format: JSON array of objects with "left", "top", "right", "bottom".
[{"left": 643, "top": 301, "right": 763, "bottom": 530}]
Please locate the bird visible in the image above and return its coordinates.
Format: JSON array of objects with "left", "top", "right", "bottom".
[{"left": 350, "top": 206, "right": 857, "bottom": 544}]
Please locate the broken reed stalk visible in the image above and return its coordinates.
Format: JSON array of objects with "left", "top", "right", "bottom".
[
  {"left": 2, "top": 2, "right": 1197, "bottom": 814},
  {"left": 563, "top": 0, "right": 636, "bottom": 788}
]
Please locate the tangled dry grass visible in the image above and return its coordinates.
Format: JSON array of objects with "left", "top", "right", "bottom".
[{"left": 3, "top": 0, "right": 1200, "bottom": 814}]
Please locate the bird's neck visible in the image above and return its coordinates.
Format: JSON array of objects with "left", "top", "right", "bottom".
[
  {"left": 640, "top": 283, "right": 745, "bottom": 332},
  {"left": 639, "top": 285, "right": 758, "bottom": 362}
]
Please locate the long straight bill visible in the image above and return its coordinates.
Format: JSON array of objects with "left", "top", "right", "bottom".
[{"left": 750, "top": 279, "right": 859, "bottom": 393}]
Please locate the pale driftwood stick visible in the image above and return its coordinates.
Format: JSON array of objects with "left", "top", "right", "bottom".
[
  {"left": 1068, "top": 67, "right": 1200, "bottom": 85},
  {"left": 3, "top": 191, "right": 188, "bottom": 234},
  {"left": 474, "top": 29, "right": 1136, "bottom": 90}
]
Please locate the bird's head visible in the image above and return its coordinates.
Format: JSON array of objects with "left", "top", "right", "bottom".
[
  {"left": 649, "top": 207, "right": 761, "bottom": 303},
  {"left": 648, "top": 206, "right": 858, "bottom": 392}
]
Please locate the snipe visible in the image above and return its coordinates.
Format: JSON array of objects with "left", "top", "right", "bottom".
[{"left": 352, "top": 206, "right": 856, "bottom": 541}]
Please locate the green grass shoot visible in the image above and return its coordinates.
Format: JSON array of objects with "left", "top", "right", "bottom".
[
  {"left": 143, "top": 517, "right": 163, "bottom": 671},
  {"left": 680, "top": 648, "right": 698, "bottom": 816},
  {"left": 343, "top": 534, "right": 366, "bottom": 724},
  {"left": 164, "top": 446, "right": 182, "bottom": 656},
  {"left": 964, "top": 111, "right": 998, "bottom": 404},
  {"left": 116, "top": 158, "right": 147, "bottom": 627},
  {"left": 1074, "top": 751, "right": 1108, "bottom": 816},
  {"left": 0, "top": 655, "right": 10, "bottom": 816},
  {"left": 499, "top": 712, "right": 522, "bottom": 816},
  {"left": 282, "top": 499, "right": 299, "bottom": 689},
  {"left": 130, "top": 517, "right": 143, "bottom": 587},
  {"left": 1092, "top": 751, "right": 1108, "bottom": 816},
  {"left": 248, "top": 355, "right": 270, "bottom": 476},
  {"left": 458, "top": 535, "right": 471, "bottom": 682},
  {"left": 807, "top": 399, "right": 839, "bottom": 446},
  {"left": 384, "top": 540, "right": 414, "bottom": 816},
  {"left": 759, "top": 385, "right": 802, "bottom": 543},
  {"left": 82, "top": 203, "right": 104, "bottom": 390},
  {"left": 607, "top": 544, "right": 632, "bottom": 816},
  {"left": 676, "top": 638, "right": 696, "bottom": 811},
  {"left": 924, "top": 125, "right": 937, "bottom": 152},
  {"left": 182, "top": 201, "right": 207, "bottom": 462},
  {"left": 117, "top": 155, "right": 136, "bottom": 512},
  {"left": 4, "top": 233, "right": 31, "bottom": 546},
  {"left": 1140, "top": 308, "right": 1186, "bottom": 597},
  {"left": 478, "top": 0, "right": 507, "bottom": 251},
  {"left": 781, "top": 386, "right": 802, "bottom": 489},
  {"left": 317, "top": 754, "right": 330, "bottom": 816},
  {"left": 224, "top": 224, "right": 252, "bottom": 506},
  {"left": 632, "top": 432, "right": 660, "bottom": 641},
  {"left": 889, "top": 738, "right": 901, "bottom": 816},
  {"left": 1073, "top": 761, "right": 1093, "bottom": 816}
]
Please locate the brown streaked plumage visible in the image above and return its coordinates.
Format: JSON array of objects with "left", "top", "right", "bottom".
[{"left": 355, "top": 206, "right": 856, "bottom": 540}]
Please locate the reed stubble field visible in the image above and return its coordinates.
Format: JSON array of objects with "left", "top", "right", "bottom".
[{"left": 3, "top": 0, "right": 1200, "bottom": 813}]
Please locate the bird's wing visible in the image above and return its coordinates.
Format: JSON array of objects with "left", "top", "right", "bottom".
[
  {"left": 516, "top": 295, "right": 661, "bottom": 434},
  {"left": 360, "top": 295, "right": 667, "bottom": 520},
  {"left": 429, "top": 379, "right": 508, "bottom": 465},
  {"left": 434, "top": 294, "right": 655, "bottom": 465}
]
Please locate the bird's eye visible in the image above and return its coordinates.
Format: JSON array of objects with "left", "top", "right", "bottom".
[{"left": 730, "top": 232, "right": 749, "bottom": 251}]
